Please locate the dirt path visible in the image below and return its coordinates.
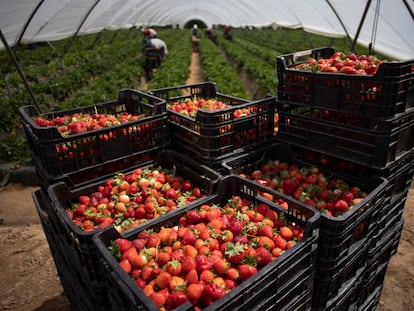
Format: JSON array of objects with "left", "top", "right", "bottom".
[{"left": 186, "top": 52, "right": 203, "bottom": 84}]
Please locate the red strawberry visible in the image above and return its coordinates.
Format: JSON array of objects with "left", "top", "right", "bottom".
[
  {"left": 225, "top": 242, "right": 247, "bottom": 264},
  {"left": 282, "top": 178, "right": 298, "bottom": 195},
  {"left": 334, "top": 199, "right": 349, "bottom": 212},
  {"left": 227, "top": 219, "right": 245, "bottom": 235},
  {"left": 238, "top": 264, "right": 258, "bottom": 281},
  {"left": 202, "top": 283, "right": 228, "bottom": 306},
  {"left": 165, "top": 291, "right": 188, "bottom": 310},
  {"left": 114, "top": 238, "right": 132, "bottom": 254},
  {"left": 182, "top": 229, "right": 197, "bottom": 245},
  {"left": 256, "top": 246, "right": 272, "bottom": 266}
]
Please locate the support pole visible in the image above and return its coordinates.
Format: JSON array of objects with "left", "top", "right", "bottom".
[{"left": 351, "top": 0, "right": 372, "bottom": 52}]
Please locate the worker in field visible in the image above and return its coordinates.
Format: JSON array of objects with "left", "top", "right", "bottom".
[
  {"left": 205, "top": 28, "right": 217, "bottom": 44},
  {"left": 224, "top": 25, "right": 233, "bottom": 40},
  {"left": 142, "top": 35, "right": 168, "bottom": 77},
  {"left": 190, "top": 24, "right": 201, "bottom": 52},
  {"left": 143, "top": 37, "right": 168, "bottom": 61}
]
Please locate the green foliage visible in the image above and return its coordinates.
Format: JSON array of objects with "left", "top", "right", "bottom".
[
  {"left": 0, "top": 135, "right": 31, "bottom": 165},
  {"left": 200, "top": 37, "right": 251, "bottom": 99},
  {"left": 218, "top": 35, "right": 278, "bottom": 98}
]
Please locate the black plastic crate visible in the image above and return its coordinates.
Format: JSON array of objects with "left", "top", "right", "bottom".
[
  {"left": 32, "top": 189, "right": 109, "bottom": 311},
  {"left": 19, "top": 89, "right": 169, "bottom": 186},
  {"left": 35, "top": 147, "right": 161, "bottom": 190},
  {"left": 222, "top": 142, "right": 387, "bottom": 261},
  {"left": 357, "top": 263, "right": 387, "bottom": 311},
  {"left": 275, "top": 103, "right": 414, "bottom": 169},
  {"left": 364, "top": 218, "right": 404, "bottom": 283},
  {"left": 276, "top": 47, "right": 414, "bottom": 119},
  {"left": 312, "top": 245, "right": 367, "bottom": 309},
  {"left": 46, "top": 149, "right": 221, "bottom": 285},
  {"left": 290, "top": 145, "right": 414, "bottom": 208},
  {"left": 314, "top": 264, "right": 364, "bottom": 311},
  {"left": 149, "top": 82, "right": 276, "bottom": 162},
  {"left": 374, "top": 150, "right": 414, "bottom": 205},
  {"left": 93, "top": 175, "right": 319, "bottom": 311},
  {"left": 368, "top": 191, "right": 406, "bottom": 252}
]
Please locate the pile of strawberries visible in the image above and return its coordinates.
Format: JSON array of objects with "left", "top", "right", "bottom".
[
  {"left": 110, "top": 196, "right": 303, "bottom": 310},
  {"left": 242, "top": 160, "right": 367, "bottom": 217},
  {"left": 66, "top": 167, "right": 204, "bottom": 233},
  {"left": 33, "top": 111, "right": 147, "bottom": 136},
  {"left": 291, "top": 51, "right": 385, "bottom": 75},
  {"left": 167, "top": 98, "right": 251, "bottom": 119}
]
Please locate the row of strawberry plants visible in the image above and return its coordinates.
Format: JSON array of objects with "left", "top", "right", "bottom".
[
  {"left": 233, "top": 28, "right": 378, "bottom": 57},
  {"left": 229, "top": 36, "right": 279, "bottom": 65},
  {"left": 2, "top": 29, "right": 143, "bottom": 99},
  {"left": 51, "top": 28, "right": 187, "bottom": 110},
  {"left": 199, "top": 36, "right": 251, "bottom": 99},
  {"left": 217, "top": 35, "right": 278, "bottom": 99}
]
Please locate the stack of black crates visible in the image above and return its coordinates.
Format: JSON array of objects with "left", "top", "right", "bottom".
[
  {"left": 275, "top": 47, "right": 414, "bottom": 310},
  {"left": 19, "top": 45, "right": 413, "bottom": 311},
  {"left": 20, "top": 89, "right": 172, "bottom": 310},
  {"left": 148, "top": 82, "right": 277, "bottom": 171}
]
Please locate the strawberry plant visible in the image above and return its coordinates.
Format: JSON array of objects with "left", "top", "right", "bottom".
[
  {"left": 219, "top": 36, "right": 278, "bottom": 98},
  {"left": 199, "top": 37, "right": 251, "bottom": 99}
]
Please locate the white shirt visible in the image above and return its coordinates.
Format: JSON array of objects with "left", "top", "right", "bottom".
[{"left": 149, "top": 38, "right": 168, "bottom": 54}]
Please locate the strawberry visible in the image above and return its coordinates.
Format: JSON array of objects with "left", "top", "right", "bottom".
[
  {"left": 195, "top": 254, "right": 213, "bottom": 272},
  {"left": 186, "top": 283, "right": 205, "bottom": 304},
  {"left": 238, "top": 264, "right": 258, "bottom": 281},
  {"left": 282, "top": 178, "right": 298, "bottom": 195},
  {"left": 334, "top": 199, "right": 349, "bottom": 212},
  {"left": 114, "top": 238, "right": 132, "bottom": 254},
  {"left": 227, "top": 219, "right": 245, "bottom": 235},
  {"left": 33, "top": 117, "right": 51, "bottom": 127},
  {"left": 340, "top": 191, "right": 354, "bottom": 206},
  {"left": 154, "top": 271, "right": 172, "bottom": 289},
  {"left": 119, "top": 259, "right": 132, "bottom": 274},
  {"left": 202, "top": 283, "right": 228, "bottom": 306},
  {"left": 258, "top": 224, "right": 274, "bottom": 239},
  {"left": 225, "top": 242, "right": 247, "bottom": 264},
  {"left": 186, "top": 210, "right": 202, "bottom": 224},
  {"left": 181, "top": 255, "right": 197, "bottom": 273},
  {"left": 165, "top": 260, "right": 182, "bottom": 276},
  {"left": 165, "top": 291, "right": 188, "bottom": 310},
  {"left": 181, "top": 229, "right": 197, "bottom": 245},
  {"left": 255, "top": 247, "right": 272, "bottom": 266}
]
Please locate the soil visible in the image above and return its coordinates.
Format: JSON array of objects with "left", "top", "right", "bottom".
[{"left": 0, "top": 52, "right": 413, "bottom": 311}]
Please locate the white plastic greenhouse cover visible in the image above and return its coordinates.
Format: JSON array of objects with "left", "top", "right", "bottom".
[{"left": 0, "top": 0, "right": 413, "bottom": 60}]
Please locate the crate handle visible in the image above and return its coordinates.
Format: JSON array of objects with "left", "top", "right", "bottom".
[{"left": 292, "top": 49, "right": 313, "bottom": 62}]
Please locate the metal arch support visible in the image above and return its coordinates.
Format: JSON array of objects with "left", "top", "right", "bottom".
[
  {"left": 350, "top": 0, "right": 372, "bottom": 53},
  {"left": 63, "top": 0, "right": 101, "bottom": 56},
  {"left": 325, "top": 0, "right": 353, "bottom": 45},
  {"left": 13, "top": 0, "right": 46, "bottom": 52}
]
